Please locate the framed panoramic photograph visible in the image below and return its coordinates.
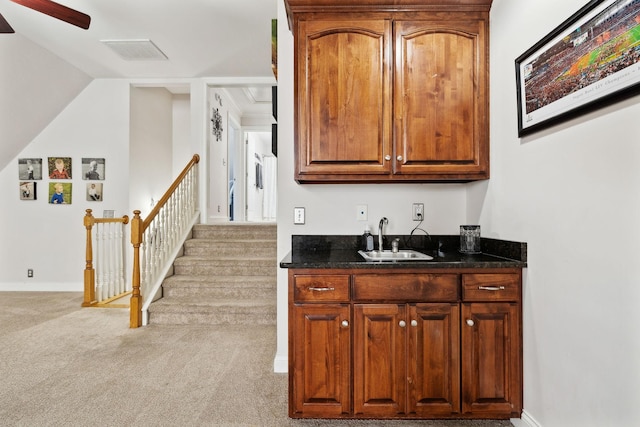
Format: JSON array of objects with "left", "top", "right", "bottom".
[
  {"left": 82, "top": 158, "right": 105, "bottom": 180},
  {"left": 18, "top": 158, "right": 42, "bottom": 180},
  {"left": 19, "top": 182, "right": 36, "bottom": 200},
  {"left": 49, "top": 182, "right": 72, "bottom": 205},
  {"left": 48, "top": 157, "right": 72, "bottom": 179},
  {"left": 516, "top": 0, "right": 640, "bottom": 136}
]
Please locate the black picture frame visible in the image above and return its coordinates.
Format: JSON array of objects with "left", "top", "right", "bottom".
[{"left": 515, "top": 0, "right": 640, "bottom": 136}]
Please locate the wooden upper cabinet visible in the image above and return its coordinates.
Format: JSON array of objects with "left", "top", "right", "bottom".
[
  {"left": 296, "top": 19, "right": 392, "bottom": 178},
  {"left": 394, "top": 18, "right": 488, "bottom": 179},
  {"left": 286, "top": 0, "right": 492, "bottom": 183}
]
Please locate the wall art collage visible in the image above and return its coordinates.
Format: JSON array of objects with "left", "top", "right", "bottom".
[{"left": 18, "top": 157, "right": 105, "bottom": 204}]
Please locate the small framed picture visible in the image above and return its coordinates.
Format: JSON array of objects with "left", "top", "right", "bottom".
[
  {"left": 19, "top": 182, "right": 36, "bottom": 200},
  {"left": 103, "top": 210, "right": 114, "bottom": 218},
  {"left": 49, "top": 182, "right": 72, "bottom": 205},
  {"left": 18, "top": 158, "right": 43, "bottom": 180},
  {"left": 82, "top": 158, "right": 105, "bottom": 180},
  {"left": 86, "top": 182, "right": 103, "bottom": 201},
  {"left": 48, "top": 157, "right": 72, "bottom": 179}
]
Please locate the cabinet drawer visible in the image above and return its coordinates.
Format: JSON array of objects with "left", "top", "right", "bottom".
[
  {"left": 462, "top": 274, "right": 520, "bottom": 302},
  {"left": 293, "top": 275, "right": 350, "bottom": 302},
  {"left": 353, "top": 274, "right": 458, "bottom": 302}
]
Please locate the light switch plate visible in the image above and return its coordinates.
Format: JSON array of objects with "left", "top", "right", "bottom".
[{"left": 294, "top": 207, "right": 305, "bottom": 224}]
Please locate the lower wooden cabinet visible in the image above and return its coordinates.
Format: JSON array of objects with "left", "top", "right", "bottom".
[
  {"left": 288, "top": 269, "right": 522, "bottom": 419},
  {"left": 290, "top": 303, "right": 350, "bottom": 417}
]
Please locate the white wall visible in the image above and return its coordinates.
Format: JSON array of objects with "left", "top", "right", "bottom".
[
  {"left": 208, "top": 88, "right": 231, "bottom": 222},
  {"left": 0, "top": 80, "right": 131, "bottom": 290},
  {"left": 129, "top": 87, "right": 174, "bottom": 216},
  {"left": 486, "top": 0, "right": 640, "bottom": 426},
  {"left": 0, "top": 35, "right": 92, "bottom": 171}
]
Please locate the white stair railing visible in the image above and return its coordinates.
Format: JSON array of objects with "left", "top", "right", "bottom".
[
  {"left": 130, "top": 154, "right": 200, "bottom": 328},
  {"left": 83, "top": 210, "right": 130, "bottom": 307}
]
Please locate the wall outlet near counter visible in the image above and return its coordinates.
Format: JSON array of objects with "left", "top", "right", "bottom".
[{"left": 412, "top": 203, "right": 424, "bottom": 221}]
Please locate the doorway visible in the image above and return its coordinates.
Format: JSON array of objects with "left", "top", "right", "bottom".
[{"left": 228, "top": 128, "right": 276, "bottom": 223}]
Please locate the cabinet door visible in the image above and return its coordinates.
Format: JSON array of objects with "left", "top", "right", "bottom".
[
  {"left": 290, "top": 304, "right": 351, "bottom": 417},
  {"left": 295, "top": 18, "right": 392, "bottom": 180},
  {"left": 394, "top": 18, "right": 489, "bottom": 179},
  {"left": 353, "top": 304, "right": 406, "bottom": 416},
  {"left": 461, "top": 303, "right": 522, "bottom": 417},
  {"left": 408, "top": 303, "right": 460, "bottom": 416}
]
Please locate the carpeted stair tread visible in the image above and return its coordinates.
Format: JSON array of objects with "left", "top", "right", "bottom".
[
  {"left": 149, "top": 223, "right": 277, "bottom": 326},
  {"left": 162, "top": 275, "right": 276, "bottom": 286}
]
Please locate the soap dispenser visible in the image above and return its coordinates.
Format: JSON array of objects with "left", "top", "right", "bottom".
[{"left": 362, "top": 226, "right": 374, "bottom": 251}]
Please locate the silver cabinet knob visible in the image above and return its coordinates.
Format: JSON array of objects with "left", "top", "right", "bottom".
[
  {"left": 399, "top": 320, "right": 406, "bottom": 328},
  {"left": 466, "top": 319, "right": 475, "bottom": 327},
  {"left": 384, "top": 155, "right": 391, "bottom": 161},
  {"left": 397, "top": 155, "right": 403, "bottom": 161},
  {"left": 411, "top": 320, "right": 418, "bottom": 327},
  {"left": 341, "top": 320, "right": 349, "bottom": 328}
]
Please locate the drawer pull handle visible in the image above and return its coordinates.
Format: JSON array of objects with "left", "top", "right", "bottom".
[
  {"left": 309, "top": 287, "right": 335, "bottom": 292},
  {"left": 341, "top": 320, "right": 349, "bottom": 328},
  {"left": 466, "top": 319, "right": 475, "bottom": 327},
  {"left": 411, "top": 320, "right": 418, "bottom": 327},
  {"left": 399, "top": 320, "right": 406, "bottom": 328},
  {"left": 478, "top": 286, "right": 506, "bottom": 291}
]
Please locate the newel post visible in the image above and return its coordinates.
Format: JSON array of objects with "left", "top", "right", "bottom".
[
  {"left": 82, "top": 209, "right": 96, "bottom": 307},
  {"left": 130, "top": 210, "right": 143, "bottom": 328}
]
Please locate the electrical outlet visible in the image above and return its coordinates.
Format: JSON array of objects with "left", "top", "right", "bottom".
[
  {"left": 27, "top": 269, "right": 33, "bottom": 278},
  {"left": 412, "top": 203, "right": 424, "bottom": 221},
  {"left": 356, "top": 204, "right": 368, "bottom": 221},
  {"left": 294, "top": 207, "right": 305, "bottom": 224}
]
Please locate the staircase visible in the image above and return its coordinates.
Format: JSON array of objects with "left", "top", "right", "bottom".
[{"left": 148, "top": 223, "right": 277, "bottom": 326}]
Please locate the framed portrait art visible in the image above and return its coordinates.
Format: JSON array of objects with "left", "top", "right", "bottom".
[
  {"left": 48, "top": 157, "right": 72, "bottom": 179},
  {"left": 516, "top": 0, "right": 640, "bottom": 136},
  {"left": 82, "top": 158, "right": 105, "bottom": 180},
  {"left": 18, "top": 158, "right": 42, "bottom": 180}
]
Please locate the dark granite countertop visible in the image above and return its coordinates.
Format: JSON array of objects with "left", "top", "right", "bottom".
[{"left": 280, "top": 234, "right": 527, "bottom": 269}]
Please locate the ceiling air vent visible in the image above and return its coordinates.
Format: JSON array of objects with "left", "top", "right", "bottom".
[{"left": 101, "top": 39, "right": 168, "bottom": 61}]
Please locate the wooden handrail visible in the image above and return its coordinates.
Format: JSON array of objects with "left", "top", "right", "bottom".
[
  {"left": 143, "top": 154, "right": 200, "bottom": 230},
  {"left": 130, "top": 154, "right": 200, "bottom": 328},
  {"left": 83, "top": 209, "right": 129, "bottom": 307}
]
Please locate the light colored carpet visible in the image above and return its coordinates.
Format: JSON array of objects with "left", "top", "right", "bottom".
[{"left": 0, "top": 292, "right": 513, "bottom": 427}]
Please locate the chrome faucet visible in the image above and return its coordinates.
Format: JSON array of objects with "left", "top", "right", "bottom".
[{"left": 378, "top": 217, "right": 388, "bottom": 251}]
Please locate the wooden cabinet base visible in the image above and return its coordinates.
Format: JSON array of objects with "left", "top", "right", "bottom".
[{"left": 288, "top": 268, "right": 522, "bottom": 420}]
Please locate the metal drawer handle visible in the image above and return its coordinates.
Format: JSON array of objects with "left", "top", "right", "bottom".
[
  {"left": 341, "top": 320, "right": 349, "bottom": 328},
  {"left": 478, "top": 286, "right": 506, "bottom": 291},
  {"left": 309, "top": 287, "right": 335, "bottom": 292},
  {"left": 399, "top": 320, "right": 406, "bottom": 328}
]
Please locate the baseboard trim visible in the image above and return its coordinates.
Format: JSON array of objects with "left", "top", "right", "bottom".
[
  {"left": 0, "top": 282, "right": 82, "bottom": 292},
  {"left": 273, "top": 353, "right": 288, "bottom": 373},
  {"left": 511, "top": 410, "right": 541, "bottom": 427}
]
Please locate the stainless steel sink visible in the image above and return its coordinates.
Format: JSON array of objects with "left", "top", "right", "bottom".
[{"left": 358, "top": 249, "right": 433, "bottom": 261}]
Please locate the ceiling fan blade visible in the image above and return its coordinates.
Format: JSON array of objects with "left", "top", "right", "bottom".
[
  {"left": 10, "top": 0, "right": 91, "bottom": 30},
  {"left": 0, "top": 12, "right": 16, "bottom": 33}
]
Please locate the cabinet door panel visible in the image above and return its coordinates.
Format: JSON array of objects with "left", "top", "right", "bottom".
[
  {"left": 461, "top": 303, "right": 521, "bottom": 417},
  {"left": 394, "top": 19, "right": 488, "bottom": 177},
  {"left": 408, "top": 303, "right": 460, "bottom": 416},
  {"left": 297, "top": 19, "right": 392, "bottom": 177},
  {"left": 354, "top": 304, "right": 406, "bottom": 416},
  {"left": 291, "top": 304, "right": 351, "bottom": 417}
]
